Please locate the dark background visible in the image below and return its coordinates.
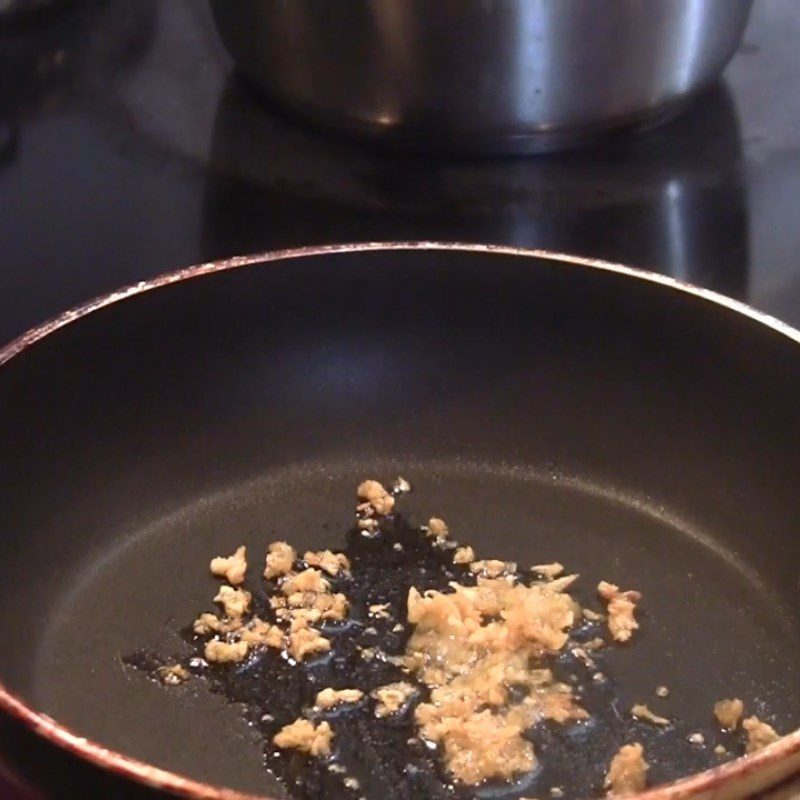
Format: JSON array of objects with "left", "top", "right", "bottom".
[
  {"left": 1, "top": 0, "right": 799, "bottom": 797},
  {"left": 1, "top": 0, "right": 800, "bottom": 347}
]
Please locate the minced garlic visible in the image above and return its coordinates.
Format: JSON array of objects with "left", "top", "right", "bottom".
[
  {"left": 714, "top": 698, "right": 744, "bottom": 729},
  {"left": 598, "top": 581, "right": 641, "bottom": 642},
  {"left": 158, "top": 664, "right": 189, "bottom": 685},
  {"left": 214, "top": 585, "right": 251, "bottom": 619},
  {"left": 264, "top": 541, "right": 296, "bottom": 580},
  {"left": 605, "top": 743, "right": 647, "bottom": 795},
  {"left": 368, "top": 603, "right": 391, "bottom": 618},
  {"left": 743, "top": 716, "right": 780, "bottom": 753},
  {"left": 238, "top": 617, "right": 285, "bottom": 649},
  {"left": 453, "top": 545, "right": 475, "bottom": 564},
  {"left": 175, "top": 478, "right": 686, "bottom": 794},
  {"left": 631, "top": 703, "right": 670, "bottom": 726},
  {"left": 405, "top": 575, "right": 585, "bottom": 784},
  {"left": 304, "top": 550, "right": 350, "bottom": 576},
  {"left": 315, "top": 688, "right": 364, "bottom": 709},
  {"left": 357, "top": 480, "right": 395, "bottom": 516},
  {"left": 283, "top": 590, "right": 348, "bottom": 622},
  {"left": 282, "top": 568, "right": 330, "bottom": 595},
  {"left": 372, "top": 682, "right": 417, "bottom": 718},
  {"left": 274, "top": 719, "right": 333, "bottom": 756},
  {"left": 469, "top": 559, "right": 516, "bottom": 578},
  {"left": 531, "top": 562, "right": 564, "bottom": 580},
  {"left": 193, "top": 612, "right": 241, "bottom": 635},
  {"left": 204, "top": 639, "right": 249, "bottom": 663},
  {"left": 287, "top": 619, "right": 331, "bottom": 661},
  {"left": 427, "top": 517, "right": 449, "bottom": 538},
  {"left": 210, "top": 545, "right": 247, "bottom": 586}
]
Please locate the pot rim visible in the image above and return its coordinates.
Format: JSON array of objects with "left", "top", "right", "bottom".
[{"left": 1, "top": 240, "right": 799, "bottom": 800}]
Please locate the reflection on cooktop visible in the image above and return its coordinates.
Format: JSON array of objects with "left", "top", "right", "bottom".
[
  {"left": 57, "top": 0, "right": 749, "bottom": 298},
  {"left": 201, "top": 80, "right": 749, "bottom": 298}
]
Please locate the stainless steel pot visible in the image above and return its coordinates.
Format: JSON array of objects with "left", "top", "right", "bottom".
[{"left": 210, "top": 0, "right": 754, "bottom": 155}]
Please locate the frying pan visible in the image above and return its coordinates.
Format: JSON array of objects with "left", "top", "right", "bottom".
[{"left": 1, "top": 242, "right": 799, "bottom": 800}]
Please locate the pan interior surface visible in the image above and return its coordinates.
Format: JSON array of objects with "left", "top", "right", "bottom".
[
  {"left": 1, "top": 246, "right": 799, "bottom": 797},
  {"left": 27, "top": 459, "right": 800, "bottom": 797}
]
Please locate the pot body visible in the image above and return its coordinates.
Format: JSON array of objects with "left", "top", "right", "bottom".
[{"left": 210, "top": 0, "right": 754, "bottom": 153}]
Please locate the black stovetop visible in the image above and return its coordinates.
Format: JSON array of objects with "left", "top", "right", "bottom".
[{"left": 1, "top": 0, "right": 800, "bottom": 348}]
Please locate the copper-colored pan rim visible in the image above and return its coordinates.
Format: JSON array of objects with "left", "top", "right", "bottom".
[{"left": 0, "top": 241, "right": 799, "bottom": 800}]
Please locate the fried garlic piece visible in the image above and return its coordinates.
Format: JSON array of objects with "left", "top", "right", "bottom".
[
  {"left": 631, "top": 703, "right": 670, "bottom": 726},
  {"left": 743, "top": 716, "right": 780, "bottom": 753},
  {"left": 453, "top": 545, "right": 475, "bottom": 564},
  {"left": 357, "top": 480, "right": 395, "bottom": 516},
  {"left": 427, "top": 517, "right": 449, "bottom": 538},
  {"left": 264, "top": 541, "right": 296, "bottom": 580},
  {"left": 531, "top": 562, "right": 564, "bottom": 580},
  {"left": 282, "top": 568, "right": 330, "bottom": 595},
  {"left": 372, "top": 682, "right": 417, "bottom": 718},
  {"left": 204, "top": 639, "right": 249, "bottom": 663},
  {"left": 274, "top": 719, "right": 333, "bottom": 756},
  {"left": 214, "top": 585, "right": 251, "bottom": 619},
  {"left": 605, "top": 743, "right": 648, "bottom": 795},
  {"left": 714, "top": 698, "right": 744, "bottom": 729},
  {"left": 287, "top": 619, "right": 331, "bottom": 661},
  {"left": 315, "top": 688, "right": 364, "bottom": 709},
  {"left": 158, "top": 664, "right": 189, "bottom": 685},
  {"left": 598, "top": 581, "right": 641, "bottom": 642},
  {"left": 238, "top": 617, "right": 285, "bottom": 649},
  {"left": 210, "top": 545, "right": 247, "bottom": 586},
  {"left": 304, "top": 550, "right": 350, "bottom": 576}
]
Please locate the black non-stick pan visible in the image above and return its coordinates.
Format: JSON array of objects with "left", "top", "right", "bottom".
[{"left": 1, "top": 243, "right": 799, "bottom": 800}]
